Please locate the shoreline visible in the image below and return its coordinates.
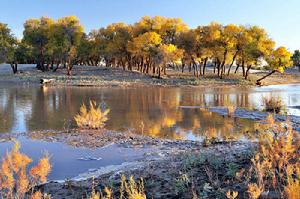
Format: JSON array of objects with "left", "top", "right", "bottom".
[{"left": 1, "top": 65, "right": 300, "bottom": 88}]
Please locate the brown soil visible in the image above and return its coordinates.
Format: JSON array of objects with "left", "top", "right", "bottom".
[{"left": 39, "top": 139, "right": 254, "bottom": 199}]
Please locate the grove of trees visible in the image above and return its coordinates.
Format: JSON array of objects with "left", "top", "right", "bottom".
[{"left": 0, "top": 16, "right": 294, "bottom": 82}]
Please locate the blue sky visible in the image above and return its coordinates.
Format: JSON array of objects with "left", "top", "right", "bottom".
[{"left": 1, "top": 0, "right": 299, "bottom": 50}]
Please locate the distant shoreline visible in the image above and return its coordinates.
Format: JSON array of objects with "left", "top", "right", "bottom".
[{"left": 1, "top": 64, "right": 300, "bottom": 88}]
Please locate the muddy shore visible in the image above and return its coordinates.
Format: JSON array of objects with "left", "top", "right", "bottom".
[
  {"left": 0, "top": 128, "right": 256, "bottom": 198},
  {"left": 41, "top": 141, "right": 254, "bottom": 199}
]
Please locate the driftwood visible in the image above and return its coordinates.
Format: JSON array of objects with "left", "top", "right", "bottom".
[{"left": 40, "top": 78, "right": 55, "bottom": 84}]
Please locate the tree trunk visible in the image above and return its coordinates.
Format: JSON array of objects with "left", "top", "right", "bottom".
[
  {"left": 242, "top": 60, "right": 245, "bottom": 77},
  {"left": 202, "top": 57, "right": 208, "bottom": 76},
  {"left": 220, "top": 50, "right": 228, "bottom": 79},
  {"left": 217, "top": 63, "right": 221, "bottom": 77},
  {"left": 234, "top": 63, "right": 240, "bottom": 74},
  {"left": 256, "top": 70, "right": 276, "bottom": 85},
  {"left": 66, "top": 62, "right": 73, "bottom": 76},
  {"left": 158, "top": 66, "right": 161, "bottom": 78},
  {"left": 50, "top": 61, "right": 54, "bottom": 70},
  {"left": 152, "top": 63, "right": 156, "bottom": 74},
  {"left": 193, "top": 62, "right": 198, "bottom": 77},
  {"left": 199, "top": 61, "right": 203, "bottom": 76},
  {"left": 227, "top": 51, "right": 238, "bottom": 75},
  {"left": 53, "top": 63, "right": 60, "bottom": 72},
  {"left": 245, "top": 65, "right": 252, "bottom": 80},
  {"left": 181, "top": 60, "right": 185, "bottom": 73},
  {"left": 213, "top": 61, "right": 217, "bottom": 74},
  {"left": 10, "top": 63, "right": 18, "bottom": 74}
]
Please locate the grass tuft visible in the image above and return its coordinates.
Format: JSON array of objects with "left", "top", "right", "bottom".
[{"left": 263, "top": 97, "right": 285, "bottom": 114}]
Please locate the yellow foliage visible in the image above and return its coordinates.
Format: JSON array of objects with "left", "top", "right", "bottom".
[
  {"left": 248, "top": 116, "right": 300, "bottom": 198},
  {"left": 30, "top": 191, "right": 51, "bottom": 199},
  {"left": 0, "top": 141, "right": 51, "bottom": 198},
  {"left": 30, "top": 191, "right": 43, "bottom": 199},
  {"left": 159, "top": 44, "right": 184, "bottom": 63},
  {"left": 130, "top": 31, "right": 162, "bottom": 55},
  {"left": 227, "top": 106, "right": 235, "bottom": 117},
  {"left": 75, "top": 100, "right": 110, "bottom": 129},
  {"left": 285, "top": 165, "right": 300, "bottom": 199},
  {"left": 30, "top": 155, "right": 52, "bottom": 183},
  {"left": 120, "top": 175, "right": 146, "bottom": 199},
  {"left": 88, "top": 175, "right": 146, "bottom": 199},
  {"left": 268, "top": 46, "right": 293, "bottom": 72},
  {"left": 247, "top": 183, "right": 263, "bottom": 199},
  {"left": 226, "top": 190, "right": 238, "bottom": 199}
]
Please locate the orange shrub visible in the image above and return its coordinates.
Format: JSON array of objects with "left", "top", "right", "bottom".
[
  {"left": 75, "top": 100, "right": 110, "bottom": 129},
  {"left": 0, "top": 141, "right": 51, "bottom": 198},
  {"left": 248, "top": 116, "right": 300, "bottom": 198}
]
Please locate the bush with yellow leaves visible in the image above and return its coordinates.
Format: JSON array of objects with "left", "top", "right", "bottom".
[
  {"left": 0, "top": 141, "right": 51, "bottom": 199},
  {"left": 75, "top": 100, "right": 110, "bottom": 129},
  {"left": 248, "top": 115, "right": 300, "bottom": 199},
  {"left": 226, "top": 190, "right": 238, "bottom": 199},
  {"left": 263, "top": 96, "right": 285, "bottom": 114},
  {"left": 88, "top": 175, "right": 146, "bottom": 199}
]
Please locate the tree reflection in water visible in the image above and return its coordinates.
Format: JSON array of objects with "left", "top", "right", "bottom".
[{"left": 0, "top": 86, "right": 262, "bottom": 141}]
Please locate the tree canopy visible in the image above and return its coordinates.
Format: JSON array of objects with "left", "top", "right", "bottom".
[
  {"left": 0, "top": 16, "right": 293, "bottom": 80},
  {"left": 292, "top": 50, "right": 300, "bottom": 68},
  {"left": 0, "top": 23, "right": 19, "bottom": 73}
]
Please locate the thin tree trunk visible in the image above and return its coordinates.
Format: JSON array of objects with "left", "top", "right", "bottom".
[
  {"left": 213, "top": 60, "right": 217, "bottom": 74},
  {"left": 242, "top": 60, "right": 245, "bottom": 77},
  {"left": 202, "top": 57, "right": 208, "bottom": 76},
  {"left": 234, "top": 63, "right": 240, "bottom": 74},
  {"left": 10, "top": 63, "right": 18, "bottom": 74},
  {"left": 227, "top": 50, "right": 238, "bottom": 75},
  {"left": 245, "top": 65, "right": 252, "bottom": 80},
  {"left": 199, "top": 61, "right": 203, "bottom": 76},
  {"left": 53, "top": 63, "right": 60, "bottom": 72},
  {"left": 220, "top": 50, "right": 228, "bottom": 79},
  {"left": 256, "top": 70, "right": 276, "bottom": 85},
  {"left": 158, "top": 66, "right": 161, "bottom": 78},
  {"left": 181, "top": 59, "right": 185, "bottom": 73}
]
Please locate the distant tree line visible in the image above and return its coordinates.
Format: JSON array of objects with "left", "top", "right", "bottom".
[{"left": 0, "top": 16, "right": 295, "bottom": 82}]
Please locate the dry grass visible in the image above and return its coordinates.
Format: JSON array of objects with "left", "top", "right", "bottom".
[
  {"left": 0, "top": 141, "right": 51, "bottom": 199},
  {"left": 75, "top": 100, "right": 110, "bottom": 129},
  {"left": 88, "top": 175, "right": 146, "bottom": 199},
  {"left": 247, "top": 116, "right": 300, "bottom": 198},
  {"left": 263, "top": 97, "right": 285, "bottom": 114},
  {"left": 226, "top": 190, "right": 238, "bottom": 199}
]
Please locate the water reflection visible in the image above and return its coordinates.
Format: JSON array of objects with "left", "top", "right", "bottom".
[{"left": 0, "top": 84, "right": 300, "bottom": 140}]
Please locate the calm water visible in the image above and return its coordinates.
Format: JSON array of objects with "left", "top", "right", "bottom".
[
  {"left": 0, "top": 137, "right": 153, "bottom": 180},
  {"left": 1, "top": 84, "right": 300, "bottom": 139},
  {"left": 0, "top": 84, "right": 300, "bottom": 180}
]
